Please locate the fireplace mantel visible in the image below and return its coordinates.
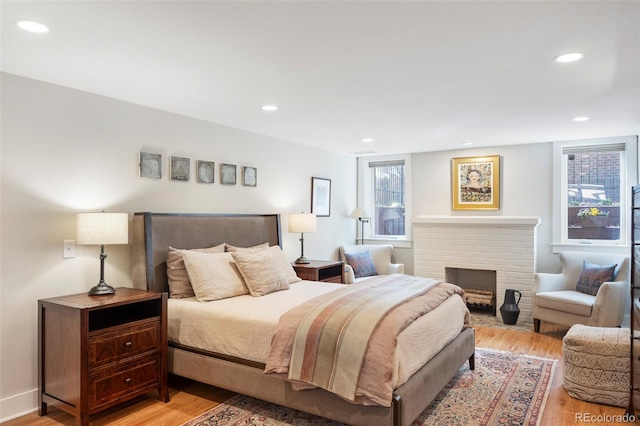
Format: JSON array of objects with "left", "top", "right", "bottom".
[{"left": 413, "top": 215, "right": 540, "bottom": 226}]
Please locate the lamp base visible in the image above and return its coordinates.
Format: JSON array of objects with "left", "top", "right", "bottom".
[
  {"left": 88, "top": 282, "right": 116, "bottom": 296},
  {"left": 294, "top": 256, "right": 310, "bottom": 264}
]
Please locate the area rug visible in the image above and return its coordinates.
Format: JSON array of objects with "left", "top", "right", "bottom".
[
  {"left": 469, "top": 311, "right": 532, "bottom": 332},
  {"left": 181, "top": 348, "right": 556, "bottom": 426}
]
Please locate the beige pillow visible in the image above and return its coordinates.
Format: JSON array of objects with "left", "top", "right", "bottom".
[
  {"left": 269, "top": 245, "right": 302, "bottom": 284},
  {"left": 225, "top": 242, "right": 269, "bottom": 252},
  {"left": 166, "top": 244, "right": 226, "bottom": 298},
  {"left": 182, "top": 251, "right": 249, "bottom": 302},
  {"left": 231, "top": 249, "right": 289, "bottom": 297}
]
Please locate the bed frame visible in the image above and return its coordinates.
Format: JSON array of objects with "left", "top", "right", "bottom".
[{"left": 132, "top": 212, "right": 475, "bottom": 426}]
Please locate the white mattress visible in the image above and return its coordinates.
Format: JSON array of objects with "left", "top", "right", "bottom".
[{"left": 168, "top": 280, "right": 469, "bottom": 386}]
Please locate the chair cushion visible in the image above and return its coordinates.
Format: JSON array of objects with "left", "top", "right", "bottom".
[
  {"left": 344, "top": 250, "right": 378, "bottom": 278},
  {"left": 536, "top": 290, "right": 594, "bottom": 317},
  {"left": 576, "top": 261, "right": 617, "bottom": 296}
]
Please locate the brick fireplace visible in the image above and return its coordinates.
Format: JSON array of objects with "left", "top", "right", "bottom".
[{"left": 413, "top": 216, "right": 540, "bottom": 324}]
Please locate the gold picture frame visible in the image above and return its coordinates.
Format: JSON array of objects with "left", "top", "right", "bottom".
[{"left": 451, "top": 155, "right": 500, "bottom": 210}]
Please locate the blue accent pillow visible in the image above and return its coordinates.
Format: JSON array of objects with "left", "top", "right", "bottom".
[
  {"left": 344, "top": 250, "right": 378, "bottom": 279},
  {"left": 576, "top": 261, "right": 617, "bottom": 296}
]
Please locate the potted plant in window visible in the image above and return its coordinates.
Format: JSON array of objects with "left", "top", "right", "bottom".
[{"left": 577, "top": 207, "right": 609, "bottom": 227}]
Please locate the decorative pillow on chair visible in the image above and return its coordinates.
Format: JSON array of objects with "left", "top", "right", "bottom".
[
  {"left": 576, "top": 261, "right": 617, "bottom": 296},
  {"left": 166, "top": 244, "right": 226, "bottom": 298},
  {"left": 344, "top": 250, "right": 378, "bottom": 279}
]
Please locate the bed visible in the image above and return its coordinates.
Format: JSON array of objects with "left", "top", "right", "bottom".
[{"left": 131, "top": 212, "right": 475, "bottom": 426}]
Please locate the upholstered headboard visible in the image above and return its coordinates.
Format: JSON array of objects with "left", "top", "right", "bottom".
[{"left": 132, "top": 212, "right": 282, "bottom": 293}]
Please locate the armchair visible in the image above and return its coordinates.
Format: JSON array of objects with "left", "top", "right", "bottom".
[
  {"left": 339, "top": 244, "right": 405, "bottom": 284},
  {"left": 532, "top": 251, "right": 629, "bottom": 332}
]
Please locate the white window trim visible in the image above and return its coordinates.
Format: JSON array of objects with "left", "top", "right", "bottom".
[
  {"left": 552, "top": 135, "right": 638, "bottom": 253},
  {"left": 356, "top": 153, "right": 412, "bottom": 247}
]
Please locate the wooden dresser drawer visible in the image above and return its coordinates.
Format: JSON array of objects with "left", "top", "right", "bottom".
[
  {"left": 89, "top": 320, "right": 160, "bottom": 368},
  {"left": 89, "top": 356, "right": 160, "bottom": 410}
]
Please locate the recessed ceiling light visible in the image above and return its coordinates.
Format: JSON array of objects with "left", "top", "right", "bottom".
[
  {"left": 573, "top": 116, "right": 590, "bottom": 122},
  {"left": 362, "top": 138, "right": 374, "bottom": 143},
  {"left": 462, "top": 142, "right": 473, "bottom": 146},
  {"left": 261, "top": 105, "right": 278, "bottom": 111},
  {"left": 16, "top": 20, "right": 50, "bottom": 33},
  {"left": 554, "top": 52, "right": 585, "bottom": 63}
]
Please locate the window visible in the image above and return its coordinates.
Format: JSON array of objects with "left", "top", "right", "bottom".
[
  {"left": 371, "top": 160, "right": 405, "bottom": 236},
  {"left": 553, "top": 136, "right": 637, "bottom": 248},
  {"left": 357, "top": 154, "right": 411, "bottom": 244}
]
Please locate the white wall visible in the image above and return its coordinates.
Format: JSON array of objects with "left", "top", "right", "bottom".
[
  {"left": 0, "top": 73, "right": 357, "bottom": 420},
  {"left": 411, "top": 143, "right": 557, "bottom": 273}
]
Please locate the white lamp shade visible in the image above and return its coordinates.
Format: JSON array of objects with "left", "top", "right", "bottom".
[
  {"left": 288, "top": 213, "right": 317, "bottom": 233},
  {"left": 76, "top": 213, "right": 129, "bottom": 245},
  {"left": 349, "top": 208, "right": 369, "bottom": 219}
]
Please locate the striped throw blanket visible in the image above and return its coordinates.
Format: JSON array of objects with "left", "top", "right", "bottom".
[{"left": 264, "top": 274, "right": 465, "bottom": 406}]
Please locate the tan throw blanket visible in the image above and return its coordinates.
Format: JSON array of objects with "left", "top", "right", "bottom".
[{"left": 264, "top": 274, "right": 465, "bottom": 406}]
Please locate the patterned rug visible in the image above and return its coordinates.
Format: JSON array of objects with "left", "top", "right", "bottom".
[
  {"left": 469, "top": 310, "right": 533, "bottom": 332},
  {"left": 182, "top": 348, "right": 556, "bottom": 426}
]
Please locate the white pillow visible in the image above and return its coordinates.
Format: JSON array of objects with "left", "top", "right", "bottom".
[
  {"left": 166, "top": 244, "right": 226, "bottom": 298},
  {"left": 182, "top": 251, "right": 248, "bottom": 302},
  {"left": 269, "top": 245, "right": 302, "bottom": 284},
  {"left": 231, "top": 249, "right": 289, "bottom": 297}
]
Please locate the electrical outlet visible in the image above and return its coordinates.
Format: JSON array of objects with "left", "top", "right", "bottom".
[{"left": 63, "top": 240, "right": 75, "bottom": 259}]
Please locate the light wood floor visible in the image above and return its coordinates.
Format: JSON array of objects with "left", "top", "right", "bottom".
[{"left": 3, "top": 323, "right": 632, "bottom": 426}]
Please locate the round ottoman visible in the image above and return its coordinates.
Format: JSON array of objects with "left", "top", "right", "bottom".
[{"left": 562, "top": 324, "right": 630, "bottom": 407}]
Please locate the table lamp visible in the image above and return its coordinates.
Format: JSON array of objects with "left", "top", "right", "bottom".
[
  {"left": 76, "top": 212, "right": 129, "bottom": 296},
  {"left": 288, "top": 212, "right": 317, "bottom": 264},
  {"left": 349, "top": 207, "right": 370, "bottom": 245}
]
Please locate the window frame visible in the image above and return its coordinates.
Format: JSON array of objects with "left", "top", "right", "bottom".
[
  {"left": 552, "top": 136, "right": 637, "bottom": 252},
  {"left": 356, "top": 154, "right": 412, "bottom": 247}
]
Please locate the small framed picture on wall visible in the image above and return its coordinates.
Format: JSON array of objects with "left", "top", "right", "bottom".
[
  {"left": 196, "top": 160, "right": 215, "bottom": 184},
  {"left": 139, "top": 152, "right": 162, "bottom": 179},
  {"left": 311, "top": 177, "right": 331, "bottom": 217},
  {"left": 170, "top": 156, "right": 190, "bottom": 182},
  {"left": 220, "top": 163, "right": 237, "bottom": 185},
  {"left": 242, "top": 167, "right": 257, "bottom": 187}
]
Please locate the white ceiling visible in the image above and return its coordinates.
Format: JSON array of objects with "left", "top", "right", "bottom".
[{"left": 2, "top": 1, "right": 639, "bottom": 156}]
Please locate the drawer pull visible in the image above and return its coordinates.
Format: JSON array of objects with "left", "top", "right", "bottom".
[
  {"left": 124, "top": 378, "right": 131, "bottom": 384},
  {"left": 124, "top": 341, "right": 133, "bottom": 348}
]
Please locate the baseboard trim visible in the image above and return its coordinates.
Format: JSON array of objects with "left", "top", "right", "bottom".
[{"left": 0, "top": 388, "right": 38, "bottom": 422}]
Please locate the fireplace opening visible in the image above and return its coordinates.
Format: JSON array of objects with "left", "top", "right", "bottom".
[{"left": 445, "top": 267, "right": 497, "bottom": 315}]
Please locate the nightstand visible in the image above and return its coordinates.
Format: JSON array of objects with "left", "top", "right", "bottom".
[
  {"left": 38, "top": 288, "right": 169, "bottom": 426},
  {"left": 292, "top": 260, "right": 345, "bottom": 284}
]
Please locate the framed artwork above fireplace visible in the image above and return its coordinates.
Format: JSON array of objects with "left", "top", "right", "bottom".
[{"left": 451, "top": 155, "right": 500, "bottom": 210}]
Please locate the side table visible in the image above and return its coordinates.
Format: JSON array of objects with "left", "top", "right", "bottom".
[
  {"left": 38, "top": 288, "right": 169, "bottom": 426},
  {"left": 292, "top": 260, "right": 345, "bottom": 284}
]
